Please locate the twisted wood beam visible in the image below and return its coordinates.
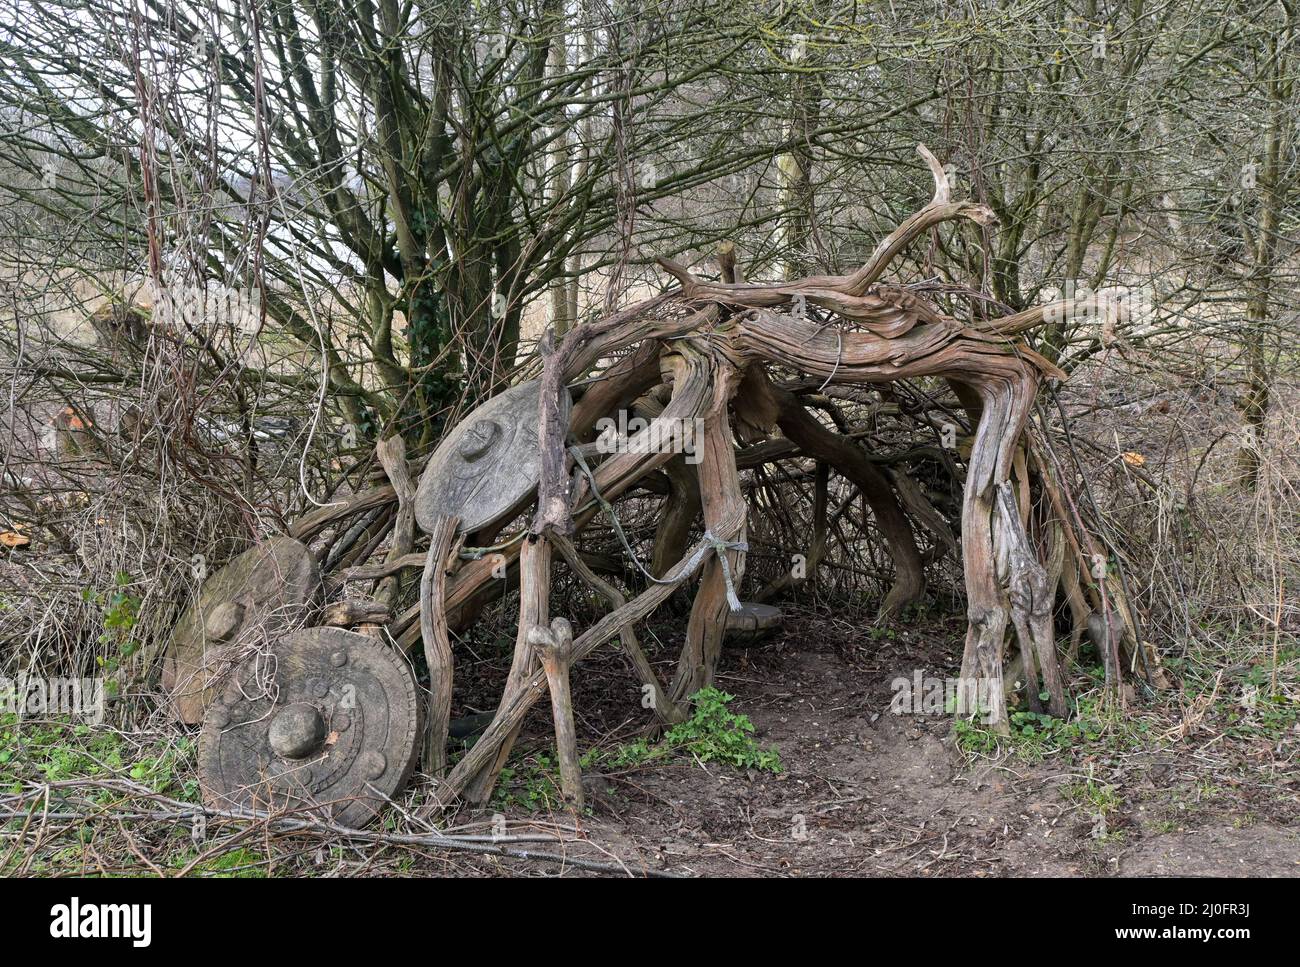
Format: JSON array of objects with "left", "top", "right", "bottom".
[{"left": 397, "top": 143, "right": 1138, "bottom": 796}]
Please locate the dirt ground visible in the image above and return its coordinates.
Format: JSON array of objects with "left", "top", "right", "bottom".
[
  {"left": 4, "top": 602, "right": 1294, "bottom": 878},
  {"left": 464, "top": 606, "right": 1299, "bottom": 878}
]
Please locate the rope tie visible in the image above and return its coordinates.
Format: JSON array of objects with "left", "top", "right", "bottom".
[
  {"left": 458, "top": 531, "right": 525, "bottom": 561},
  {"left": 568, "top": 444, "right": 747, "bottom": 610}
]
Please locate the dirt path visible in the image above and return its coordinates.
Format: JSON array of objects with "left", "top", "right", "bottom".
[
  {"left": 485, "top": 610, "right": 1299, "bottom": 877},
  {"left": 4, "top": 608, "right": 1293, "bottom": 878}
]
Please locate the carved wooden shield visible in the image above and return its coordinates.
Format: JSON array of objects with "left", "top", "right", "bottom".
[
  {"left": 414, "top": 379, "right": 569, "bottom": 535},
  {"left": 163, "top": 536, "right": 320, "bottom": 724},
  {"left": 197, "top": 627, "right": 422, "bottom": 829}
]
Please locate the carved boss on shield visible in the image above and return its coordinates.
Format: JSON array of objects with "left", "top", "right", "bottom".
[
  {"left": 414, "top": 379, "right": 570, "bottom": 535},
  {"left": 198, "top": 627, "right": 422, "bottom": 828},
  {"left": 163, "top": 536, "right": 320, "bottom": 724}
]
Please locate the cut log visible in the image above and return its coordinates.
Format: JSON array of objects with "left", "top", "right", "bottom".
[
  {"left": 319, "top": 598, "right": 391, "bottom": 628},
  {"left": 724, "top": 602, "right": 784, "bottom": 644}
]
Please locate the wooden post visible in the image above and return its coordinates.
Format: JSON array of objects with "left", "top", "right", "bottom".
[
  {"left": 553, "top": 533, "right": 684, "bottom": 724},
  {"left": 425, "top": 511, "right": 741, "bottom": 815},
  {"left": 463, "top": 534, "right": 552, "bottom": 803},
  {"left": 529, "top": 617, "right": 583, "bottom": 811},
  {"left": 375, "top": 435, "right": 417, "bottom": 609},
  {"left": 668, "top": 354, "right": 748, "bottom": 705},
  {"left": 420, "top": 514, "right": 460, "bottom": 776},
  {"left": 995, "top": 482, "right": 1065, "bottom": 717}
]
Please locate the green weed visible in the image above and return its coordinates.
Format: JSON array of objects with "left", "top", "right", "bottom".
[{"left": 586, "top": 687, "right": 782, "bottom": 773}]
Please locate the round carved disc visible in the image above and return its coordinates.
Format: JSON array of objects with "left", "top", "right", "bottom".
[
  {"left": 414, "top": 380, "right": 570, "bottom": 535},
  {"left": 724, "top": 602, "right": 784, "bottom": 644},
  {"left": 198, "top": 627, "right": 422, "bottom": 829},
  {"left": 163, "top": 535, "right": 320, "bottom": 724}
]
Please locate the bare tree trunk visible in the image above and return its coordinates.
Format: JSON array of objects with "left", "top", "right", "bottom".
[{"left": 1238, "top": 34, "right": 1287, "bottom": 488}]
